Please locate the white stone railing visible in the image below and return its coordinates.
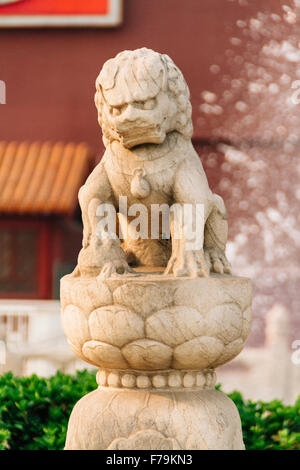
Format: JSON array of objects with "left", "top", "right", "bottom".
[
  {"left": 0, "top": 299, "right": 81, "bottom": 376},
  {"left": 0, "top": 299, "right": 61, "bottom": 348}
]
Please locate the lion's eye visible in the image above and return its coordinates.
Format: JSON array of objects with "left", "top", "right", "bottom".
[
  {"left": 112, "top": 107, "right": 121, "bottom": 116},
  {"left": 143, "top": 98, "right": 156, "bottom": 110},
  {"left": 132, "top": 102, "right": 144, "bottom": 110}
]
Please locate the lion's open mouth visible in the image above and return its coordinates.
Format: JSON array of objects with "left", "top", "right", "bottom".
[{"left": 118, "top": 125, "right": 165, "bottom": 149}]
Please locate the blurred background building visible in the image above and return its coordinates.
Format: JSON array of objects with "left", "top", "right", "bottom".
[{"left": 0, "top": 0, "right": 299, "bottom": 403}]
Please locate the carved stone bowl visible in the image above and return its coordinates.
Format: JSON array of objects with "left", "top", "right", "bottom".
[{"left": 60, "top": 269, "right": 252, "bottom": 373}]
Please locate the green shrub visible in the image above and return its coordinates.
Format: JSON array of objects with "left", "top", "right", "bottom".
[
  {"left": 0, "top": 371, "right": 299, "bottom": 450},
  {"left": 0, "top": 370, "right": 96, "bottom": 450},
  {"left": 228, "top": 390, "right": 300, "bottom": 450}
]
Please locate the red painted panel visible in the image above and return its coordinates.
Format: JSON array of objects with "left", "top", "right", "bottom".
[
  {"left": 0, "top": 218, "right": 53, "bottom": 299},
  {"left": 38, "top": 220, "right": 52, "bottom": 299},
  {"left": 0, "top": 219, "right": 39, "bottom": 298},
  {"left": 0, "top": 0, "right": 108, "bottom": 15}
]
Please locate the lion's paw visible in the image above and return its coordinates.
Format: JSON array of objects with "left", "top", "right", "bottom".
[
  {"left": 164, "top": 250, "right": 210, "bottom": 278},
  {"left": 205, "top": 247, "right": 231, "bottom": 274}
]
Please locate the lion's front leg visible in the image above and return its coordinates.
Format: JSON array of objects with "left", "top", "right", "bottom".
[
  {"left": 76, "top": 159, "right": 131, "bottom": 278},
  {"left": 164, "top": 206, "right": 210, "bottom": 278},
  {"left": 78, "top": 197, "right": 131, "bottom": 278},
  {"left": 204, "top": 194, "right": 231, "bottom": 274}
]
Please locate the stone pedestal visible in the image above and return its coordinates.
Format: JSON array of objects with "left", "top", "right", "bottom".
[
  {"left": 61, "top": 270, "right": 252, "bottom": 450},
  {"left": 65, "top": 388, "right": 244, "bottom": 450}
]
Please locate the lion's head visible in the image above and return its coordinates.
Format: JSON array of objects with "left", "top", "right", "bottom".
[{"left": 95, "top": 48, "right": 193, "bottom": 149}]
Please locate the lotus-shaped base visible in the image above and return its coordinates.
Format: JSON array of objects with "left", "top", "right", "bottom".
[{"left": 61, "top": 268, "right": 252, "bottom": 374}]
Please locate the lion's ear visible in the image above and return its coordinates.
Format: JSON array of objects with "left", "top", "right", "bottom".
[
  {"left": 162, "top": 54, "right": 179, "bottom": 80},
  {"left": 98, "top": 59, "right": 119, "bottom": 90}
]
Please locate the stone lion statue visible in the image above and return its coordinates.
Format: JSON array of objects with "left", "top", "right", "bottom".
[{"left": 76, "top": 48, "right": 231, "bottom": 278}]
